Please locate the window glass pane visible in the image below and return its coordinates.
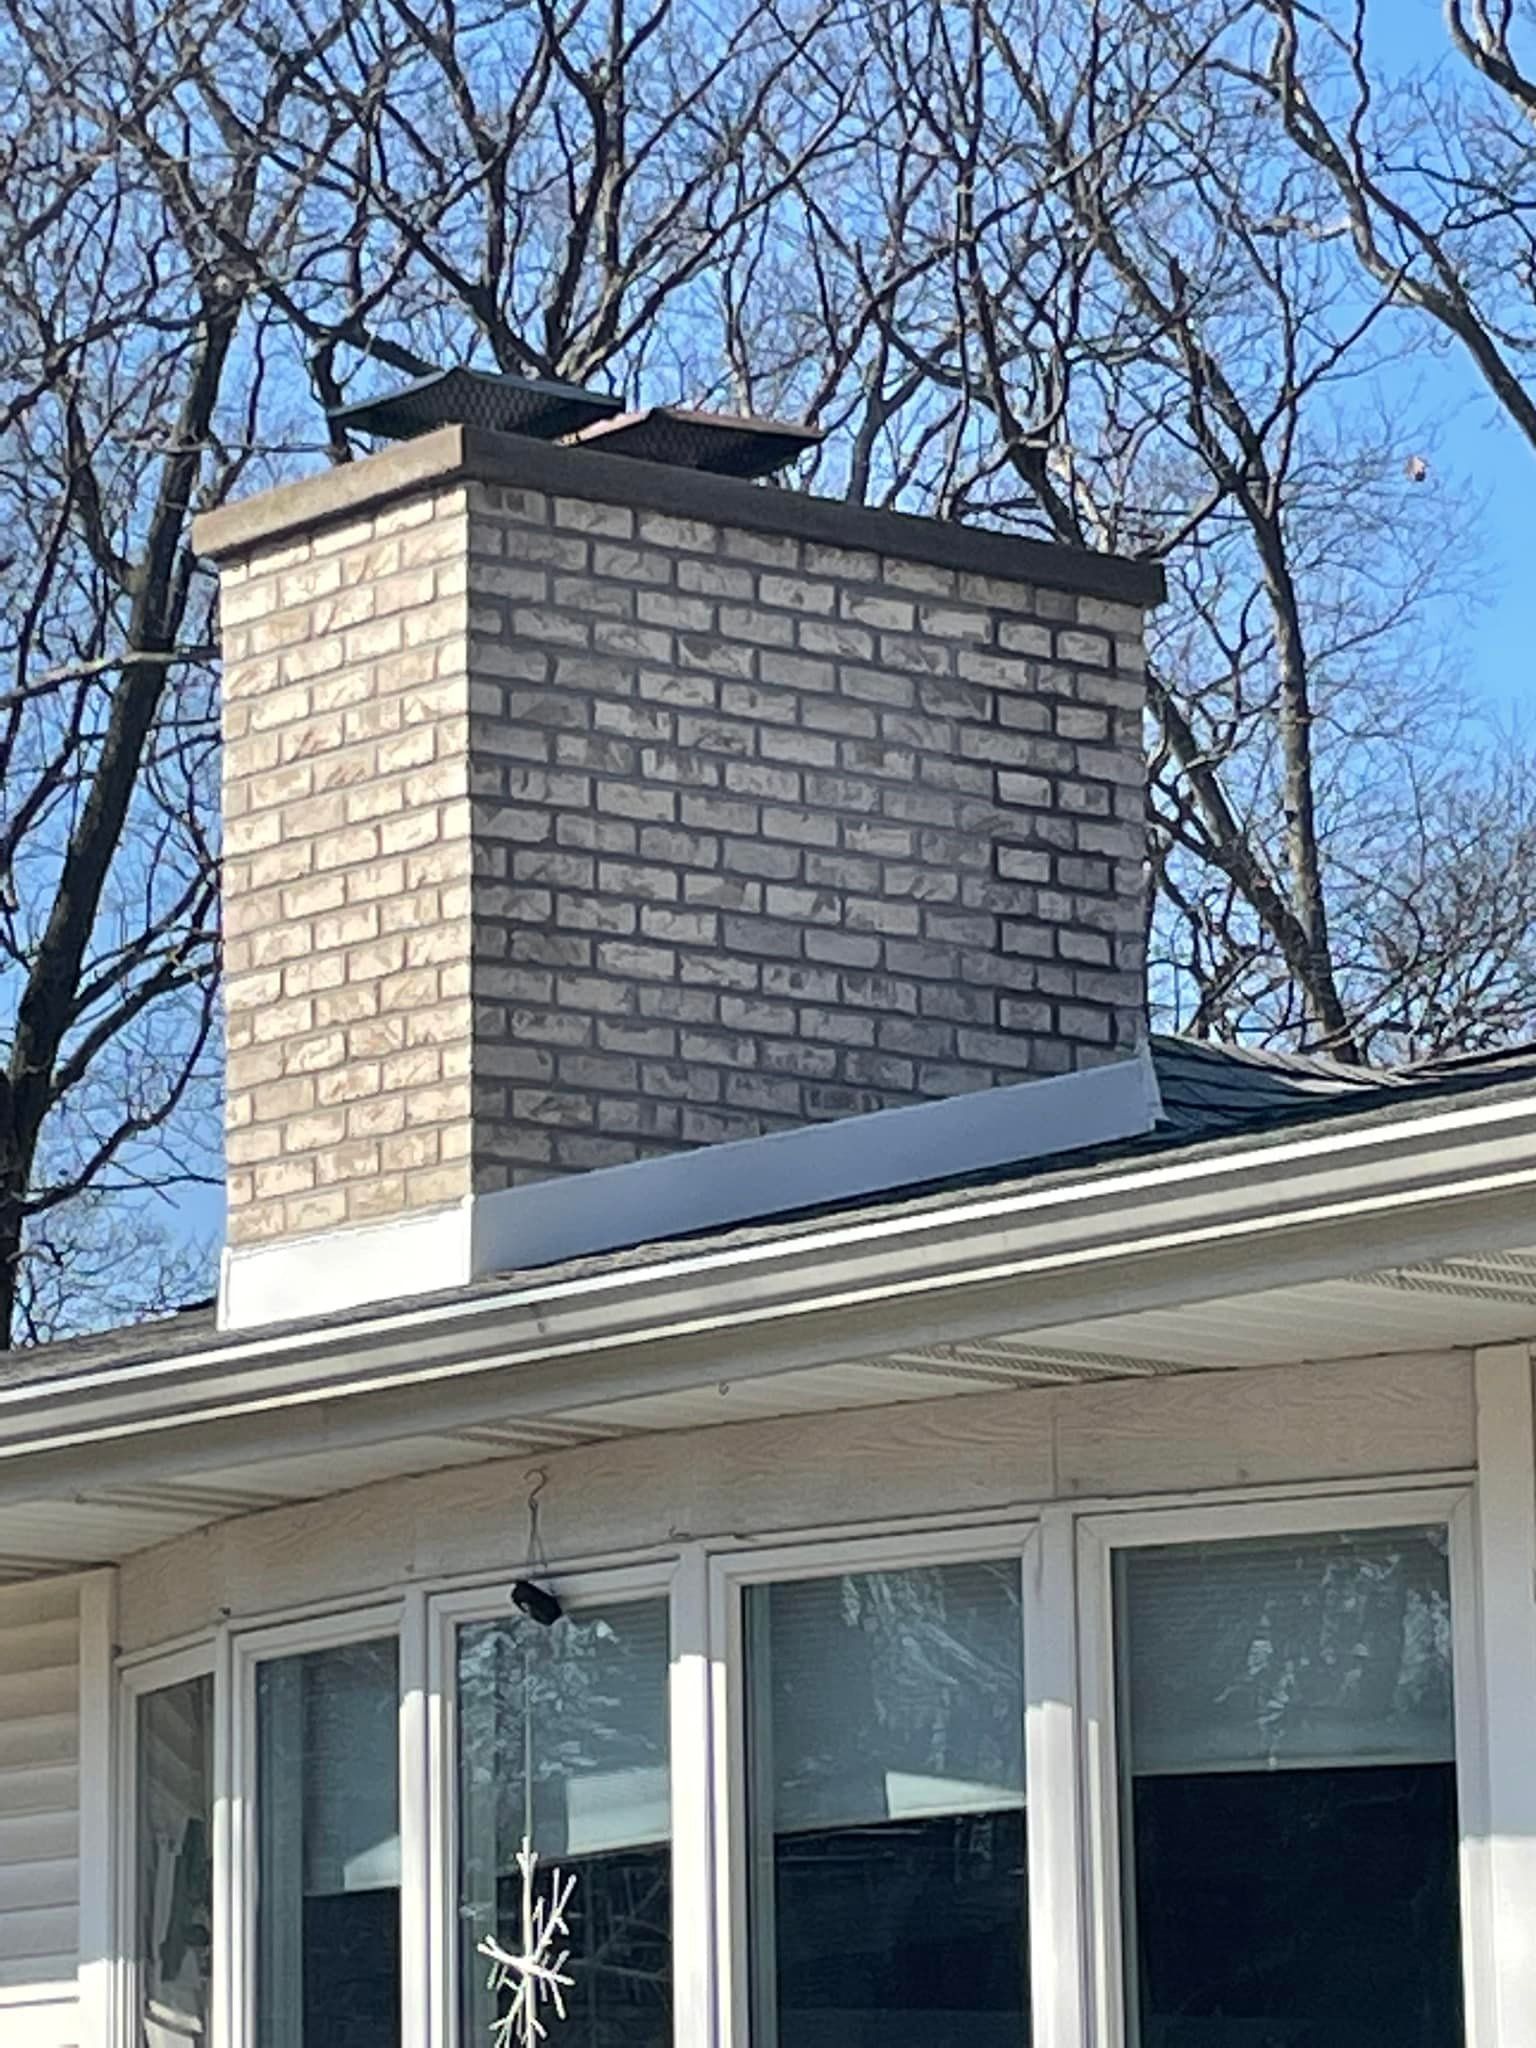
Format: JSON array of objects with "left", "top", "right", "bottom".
[
  {"left": 137, "top": 1674, "right": 213, "bottom": 2045},
  {"left": 1117, "top": 1525, "right": 1464, "bottom": 2048},
  {"left": 457, "top": 1597, "right": 670, "bottom": 2048},
  {"left": 256, "top": 1637, "right": 400, "bottom": 2048},
  {"left": 746, "top": 1558, "right": 1028, "bottom": 2048}
]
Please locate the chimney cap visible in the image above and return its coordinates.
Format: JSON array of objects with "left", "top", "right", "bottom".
[
  {"left": 567, "top": 405, "right": 823, "bottom": 480},
  {"left": 329, "top": 365, "right": 622, "bottom": 443}
]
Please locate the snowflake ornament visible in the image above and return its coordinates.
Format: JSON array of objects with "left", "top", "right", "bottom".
[{"left": 480, "top": 1836, "right": 577, "bottom": 2047}]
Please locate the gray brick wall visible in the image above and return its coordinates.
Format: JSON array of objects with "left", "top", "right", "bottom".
[
  {"left": 464, "top": 483, "right": 1146, "bottom": 1190},
  {"left": 213, "top": 439, "right": 1150, "bottom": 1242}
]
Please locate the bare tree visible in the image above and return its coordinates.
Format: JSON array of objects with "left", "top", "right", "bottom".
[
  {"left": 1239, "top": 0, "right": 1536, "bottom": 449},
  {"left": 0, "top": 0, "right": 346, "bottom": 1342},
  {"left": 227, "top": 0, "right": 867, "bottom": 421},
  {"left": 755, "top": 0, "right": 1504, "bottom": 1058}
]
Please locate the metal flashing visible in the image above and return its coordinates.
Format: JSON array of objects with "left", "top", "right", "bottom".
[{"left": 218, "top": 1050, "right": 1161, "bottom": 1329}]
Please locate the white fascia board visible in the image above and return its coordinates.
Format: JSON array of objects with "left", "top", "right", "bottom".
[
  {"left": 5, "top": 1072, "right": 1536, "bottom": 1495},
  {"left": 218, "top": 1050, "right": 1161, "bottom": 1331}
]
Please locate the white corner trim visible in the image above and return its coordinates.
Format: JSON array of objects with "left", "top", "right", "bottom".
[
  {"left": 218, "top": 1051, "right": 1160, "bottom": 1331},
  {"left": 1466, "top": 1343, "right": 1536, "bottom": 2048},
  {"left": 76, "top": 1569, "right": 117, "bottom": 2048},
  {"left": 218, "top": 1199, "right": 475, "bottom": 1331}
]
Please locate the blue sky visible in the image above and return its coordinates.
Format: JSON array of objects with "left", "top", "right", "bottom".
[
  {"left": 156, "top": 2, "right": 1536, "bottom": 1293},
  {"left": 1448, "top": 395, "right": 1534, "bottom": 721},
  {"left": 1378, "top": 5, "right": 1536, "bottom": 722}
]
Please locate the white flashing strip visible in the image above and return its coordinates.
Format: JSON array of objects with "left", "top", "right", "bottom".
[
  {"left": 219, "top": 1048, "right": 1160, "bottom": 1330},
  {"left": 219, "top": 1200, "right": 473, "bottom": 1333}
]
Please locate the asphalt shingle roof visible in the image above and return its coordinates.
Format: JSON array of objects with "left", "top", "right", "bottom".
[{"left": 9, "top": 1033, "right": 1536, "bottom": 1389}]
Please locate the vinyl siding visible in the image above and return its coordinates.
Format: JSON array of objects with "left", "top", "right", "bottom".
[{"left": 0, "top": 1579, "right": 81, "bottom": 2046}]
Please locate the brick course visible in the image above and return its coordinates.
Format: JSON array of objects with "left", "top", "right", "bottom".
[{"left": 216, "top": 452, "right": 1150, "bottom": 1245}]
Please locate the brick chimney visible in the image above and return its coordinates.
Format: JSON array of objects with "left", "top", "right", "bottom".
[{"left": 195, "top": 413, "right": 1162, "bottom": 1325}]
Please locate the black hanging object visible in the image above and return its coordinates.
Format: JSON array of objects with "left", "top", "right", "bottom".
[{"left": 511, "top": 1579, "right": 563, "bottom": 1628}]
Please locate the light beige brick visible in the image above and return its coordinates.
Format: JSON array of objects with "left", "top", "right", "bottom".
[
  {"left": 219, "top": 454, "right": 1149, "bottom": 1249},
  {"left": 285, "top": 1189, "right": 350, "bottom": 1233},
  {"left": 348, "top": 1174, "right": 410, "bottom": 1220}
]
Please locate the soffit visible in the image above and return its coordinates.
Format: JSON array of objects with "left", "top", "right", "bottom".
[{"left": 0, "top": 1242, "right": 1523, "bottom": 1582}]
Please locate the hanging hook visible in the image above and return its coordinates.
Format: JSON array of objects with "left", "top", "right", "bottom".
[
  {"left": 525, "top": 1466, "right": 549, "bottom": 1564},
  {"left": 511, "top": 1467, "right": 562, "bottom": 1627}
]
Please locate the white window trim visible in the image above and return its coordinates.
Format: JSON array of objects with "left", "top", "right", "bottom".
[
  {"left": 115, "top": 1638, "right": 216, "bottom": 2048},
  {"left": 109, "top": 1464, "right": 1510, "bottom": 2048},
  {"left": 224, "top": 1601, "right": 406, "bottom": 2048},
  {"left": 1075, "top": 1484, "right": 1481, "bottom": 2048},
  {"left": 426, "top": 1559, "right": 687, "bottom": 2048},
  {"left": 1467, "top": 1343, "right": 1536, "bottom": 2048},
  {"left": 707, "top": 1519, "right": 1039, "bottom": 2048}
]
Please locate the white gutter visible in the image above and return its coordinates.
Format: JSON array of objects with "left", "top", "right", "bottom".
[{"left": 3, "top": 1079, "right": 1536, "bottom": 1499}]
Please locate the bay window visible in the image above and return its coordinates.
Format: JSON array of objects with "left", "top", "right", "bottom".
[
  {"left": 132, "top": 1665, "right": 214, "bottom": 2046},
  {"left": 124, "top": 1489, "right": 1482, "bottom": 2048},
  {"left": 455, "top": 1595, "right": 671, "bottom": 2048},
  {"left": 743, "top": 1559, "right": 1027, "bottom": 2048},
  {"left": 254, "top": 1634, "right": 401, "bottom": 2048}
]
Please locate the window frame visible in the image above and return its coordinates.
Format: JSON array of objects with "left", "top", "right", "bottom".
[
  {"left": 116, "top": 1639, "right": 218, "bottom": 2048},
  {"left": 427, "top": 1559, "right": 685, "bottom": 2048},
  {"left": 1075, "top": 1484, "right": 1485, "bottom": 2048},
  {"left": 224, "top": 1600, "right": 406, "bottom": 2048},
  {"left": 707, "top": 1519, "right": 1047, "bottom": 2048},
  {"left": 114, "top": 1474, "right": 1503, "bottom": 2048}
]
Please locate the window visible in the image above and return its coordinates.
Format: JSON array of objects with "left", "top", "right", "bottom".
[
  {"left": 254, "top": 1636, "right": 401, "bottom": 2048},
  {"left": 456, "top": 1596, "right": 671, "bottom": 2048},
  {"left": 177, "top": 1487, "right": 1485, "bottom": 2048},
  {"left": 1113, "top": 1524, "right": 1463, "bottom": 2048},
  {"left": 134, "top": 1672, "right": 214, "bottom": 2045},
  {"left": 744, "top": 1557, "right": 1028, "bottom": 2048}
]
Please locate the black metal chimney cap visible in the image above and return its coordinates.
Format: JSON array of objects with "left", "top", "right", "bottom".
[
  {"left": 569, "top": 405, "right": 823, "bottom": 480},
  {"left": 329, "top": 366, "right": 623, "bottom": 444}
]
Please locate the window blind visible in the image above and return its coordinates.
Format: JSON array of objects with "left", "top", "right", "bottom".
[
  {"left": 752, "top": 1558, "right": 1025, "bottom": 1835},
  {"left": 256, "top": 1638, "right": 401, "bottom": 1899},
  {"left": 1118, "top": 1526, "right": 1454, "bottom": 1776}
]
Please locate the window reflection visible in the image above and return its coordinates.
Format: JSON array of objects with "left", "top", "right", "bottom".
[
  {"left": 137, "top": 1675, "right": 213, "bottom": 2046},
  {"left": 746, "top": 1559, "right": 1029, "bottom": 2048},
  {"left": 256, "top": 1637, "right": 401, "bottom": 2048},
  {"left": 1116, "top": 1526, "right": 1464, "bottom": 2048},
  {"left": 457, "top": 1598, "right": 671, "bottom": 2048}
]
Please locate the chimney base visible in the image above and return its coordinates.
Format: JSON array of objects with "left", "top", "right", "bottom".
[{"left": 217, "top": 1047, "right": 1159, "bottom": 1328}]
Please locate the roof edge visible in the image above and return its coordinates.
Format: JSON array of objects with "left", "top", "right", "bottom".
[{"left": 2, "top": 1065, "right": 1536, "bottom": 1497}]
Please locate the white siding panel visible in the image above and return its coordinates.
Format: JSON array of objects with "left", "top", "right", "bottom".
[
  {"left": 0, "top": 1983, "right": 78, "bottom": 2048},
  {"left": 0, "top": 1577, "right": 80, "bottom": 2048},
  {"left": 118, "top": 1350, "right": 1473, "bottom": 1648}
]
